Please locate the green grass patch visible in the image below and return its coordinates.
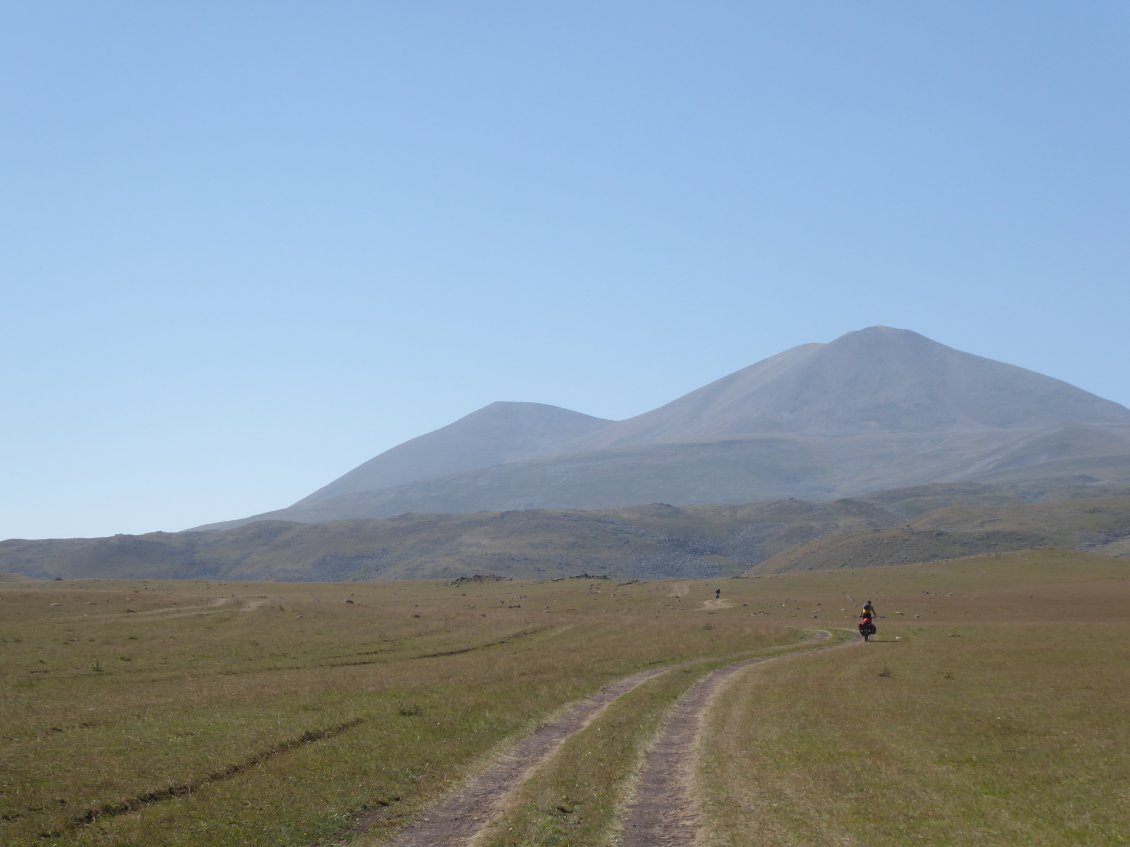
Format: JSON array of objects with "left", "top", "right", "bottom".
[
  {"left": 0, "top": 577, "right": 790, "bottom": 846},
  {"left": 698, "top": 554, "right": 1130, "bottom": 846}
]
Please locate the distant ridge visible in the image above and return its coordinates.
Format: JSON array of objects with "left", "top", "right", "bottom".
[
  {"left": 6, "top": 488, "right": 1130, "bottom": 581},
  {"left": 198, "top": 326, "right": 1130, "bottom": 530}
]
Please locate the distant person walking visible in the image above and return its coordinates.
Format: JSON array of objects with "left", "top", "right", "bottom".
[{"left": 715, "top": 588, "right": 721, "bottom": 600}]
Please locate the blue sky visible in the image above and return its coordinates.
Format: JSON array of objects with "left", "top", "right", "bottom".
[{"left": 3, "top": 2, "right": 1128, "bottom": 540}]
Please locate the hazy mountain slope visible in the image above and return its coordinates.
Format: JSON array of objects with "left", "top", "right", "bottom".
[
  {"left": 0, "top": 498, "right": 900, "bottom": 581},
  {"left": 296, "top": 402, "right": 612, "bottom": 504},
  {"left": 567, "top": 342, "right": 826, "bottom": 449},
  {"left": 227, "top": 431, "right": 978, "bottom": 525},
  {"left": 861, "top": 482, "right": 1033, "bottom": 520},
  {"left": 7, "top": 490, "right": 1128, "bottom": 582},
  {"left": 754, "top": 494, "right": 1130, "bottom": 572},
  {"left": 204, "top": 424, "right": 1130, "bottom": 529},
  {"left": 960, "top": 424, "right": 1130, "bottom": 482},
  {"left": 227, "top": 436, "right": 843, "bottom": 525}
]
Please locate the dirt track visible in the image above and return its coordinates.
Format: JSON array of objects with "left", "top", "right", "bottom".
[
  {"left": 381, "top": 667, "right": 671, "bottom": 847},
  {"left": 366, "top": 631, "right": 856, "bottom": 846},
  {"left": 618, "top": 632, "right": 857, "bottom": 846}
]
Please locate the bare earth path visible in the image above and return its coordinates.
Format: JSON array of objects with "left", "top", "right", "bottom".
[
  {"left": 364, "top": 631, "right": 855, "bottom": 847},
  {"left": 618, "top": 631, "right": 858, "bottom": 847}
]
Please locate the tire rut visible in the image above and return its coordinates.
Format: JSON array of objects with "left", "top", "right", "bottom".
[
  {"left": 617, "top": 631, "right": 858, "bottom": 847},
  {"left": 366, "top": 631, "right": 851, "bottom": 847},
  {"left": 378, "top": 666, "right": 670, "bottom": 847}
]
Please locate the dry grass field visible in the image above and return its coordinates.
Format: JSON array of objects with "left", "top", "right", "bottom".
[{"left": 2, "top": 550, "right": 1127, "bottom": 846}]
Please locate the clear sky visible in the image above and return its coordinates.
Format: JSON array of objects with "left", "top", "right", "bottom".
[{"left": 3, "top": 2, "right": 1128, "bottom": 540}]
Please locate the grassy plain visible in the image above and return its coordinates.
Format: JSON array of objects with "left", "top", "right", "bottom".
[
  {"left": 0, "top": 575, "right": 793, "bottom": 847},
  {"left": 700, "top": 550, "right": 1130, "bottom": 846},
  {"left": 2, "top": 550, "right": 1128, "bottom": 846}
]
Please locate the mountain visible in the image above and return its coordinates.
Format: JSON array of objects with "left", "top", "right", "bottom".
[
  {"left": 200, "top": 326, "right": 1130, "bottom": 529},
  {"left": 8, "top": 325, "right": 1130, "bottom": 582}
]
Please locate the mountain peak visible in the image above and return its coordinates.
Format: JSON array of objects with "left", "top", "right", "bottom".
[
  {"left": 294, "top": 401, "right": 611, "bottom": 506},
  {"left": 570, "top": 326, "right": 1130, "bottom": 447}
]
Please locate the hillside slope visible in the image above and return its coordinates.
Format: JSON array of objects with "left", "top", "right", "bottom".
[
  {"left": 6, "top": 488, "right": 1129, "bottom": 582},
  {"left": 0, "top": 499, "right": 896, "bottom": 581},
  {"left": 754, "top": 494, "right": 1130, "bottom": 572}
]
